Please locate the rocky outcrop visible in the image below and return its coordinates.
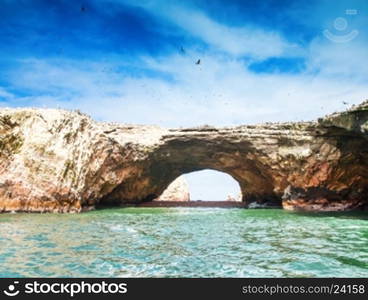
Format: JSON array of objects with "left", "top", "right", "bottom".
[
  {"left": 226, "top": 193, "right": 242, "bottom": 202},
  {"left": 155, "top": 176, "right": 190, "bottom": 201},
  {"left": 282, "top": 185, "right": 365, "bottom": 211},
  {"left": 0, "top": 100, "right": 368, "bottom": 212}
]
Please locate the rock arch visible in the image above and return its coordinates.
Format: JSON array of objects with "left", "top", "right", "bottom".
[
  {"left": 99, "top": 136, "right": 279, "bottom": 206},
  {"left": 1, "top": 100, "right": 368, "bottom": 212}
]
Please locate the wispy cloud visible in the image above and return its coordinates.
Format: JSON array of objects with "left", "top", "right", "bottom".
[
  {"left": 0, "top": 87, "right": 15, "bottom": 101},
  {"left": 1, "top": 48, "right": 367, "bottom": 127},
  {"left": 111, "top": 0, "right": 300, "bottom": 60}
]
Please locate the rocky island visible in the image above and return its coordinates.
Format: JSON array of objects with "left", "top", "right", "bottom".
[{"left": 1, "top": 100, "right": 367, "bottom": 213}]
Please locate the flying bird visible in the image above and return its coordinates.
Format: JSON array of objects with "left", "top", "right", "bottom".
[
  {"left": 180, "top": 46, "right": 185, "bottom": 54},
  {"left": 195, "top": 59, "right": 201, "bottom": 65},
  {"left": 81, "top": 5, "right": 86, "bottom": 12},
  {"left": 343, "top": 101, "right": 349, "bottom": 105}
]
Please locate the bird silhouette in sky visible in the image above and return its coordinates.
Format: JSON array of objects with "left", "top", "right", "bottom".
[
  {"left": 343, "top": 101, "right": 349, "bottom": 105},
  {"left": 180, "top": 46, "right": 185, "bottom": 54},
  {"left": 195, "top": 59, "right": 201, "bottom": 65},
  {"left": 81, "top": 5, "right": 86, "bottom": 12}
]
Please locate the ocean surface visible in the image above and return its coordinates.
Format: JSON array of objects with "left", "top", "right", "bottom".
[{"left": 0, "top": 208, "right": 367, "bottom": 277}]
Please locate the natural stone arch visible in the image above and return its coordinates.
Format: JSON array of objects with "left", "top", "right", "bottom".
[
  {"left": 1, "top": 100, "right": 368, "bottom": 212},
  {"left": 100, "top": 135, "right": 280, "bottom": 205}
]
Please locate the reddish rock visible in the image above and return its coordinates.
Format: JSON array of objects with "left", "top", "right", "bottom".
[{"left": 0, "top": 100, "right": 368, "bottom": 212}]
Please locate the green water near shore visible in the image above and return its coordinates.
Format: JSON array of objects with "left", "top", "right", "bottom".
[{"left": 0, "top": 208, "right": 367, "bottom": 277}]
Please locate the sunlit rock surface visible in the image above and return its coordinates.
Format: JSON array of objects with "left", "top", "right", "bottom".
[
  {"left": 1, "top": 100, "right": 368, "bottom": 212},
  {"left": 155, "top": 176, "right": 190, "bottom": 201}
]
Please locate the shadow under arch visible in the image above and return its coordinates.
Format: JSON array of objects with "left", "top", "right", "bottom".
[{"left": 98, "top": 137, "right": 283, "bottom": 206}]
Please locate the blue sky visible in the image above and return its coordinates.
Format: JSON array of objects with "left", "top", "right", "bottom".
[
  {"left": 1, "top": 0, "right": 368, "bottom": 199},
  {"left": 1, "top": 0, "right": 368, "bottom": 126}
]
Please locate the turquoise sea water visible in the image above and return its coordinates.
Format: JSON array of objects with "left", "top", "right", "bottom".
[{"left": 0, "top": 208, "right": 367, "bottom": 277}]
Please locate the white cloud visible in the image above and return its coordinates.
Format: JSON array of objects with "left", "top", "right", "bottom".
[
  {"left": 307, "top": 37, "right": 368, "bottom": 80},
  {"left": 157, "top": 6, "right": 293, "bottom": 59},
  {"left": 2, "top": 48, "right": 368, "bottom": 128},
  {"left": 0, "top": 87, "right": 15, "bottom": 101},
  {"left": 106, "top": 0, "right": 299, "bottom": 60}
]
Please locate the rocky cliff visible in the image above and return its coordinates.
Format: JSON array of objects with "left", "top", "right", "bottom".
[{"left": 1, "top": 100, "right": 368, "bottom": 212}]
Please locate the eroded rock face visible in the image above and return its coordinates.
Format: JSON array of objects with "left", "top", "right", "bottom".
[
  {"left": 282, "top": 185, "right": 365, "bottom": 212},
  {"left": 155, "top": 176, "right": 190, "bottom": 201},
  {"left": 1, "top": 100, "right": 368, "bottom": 212}
]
